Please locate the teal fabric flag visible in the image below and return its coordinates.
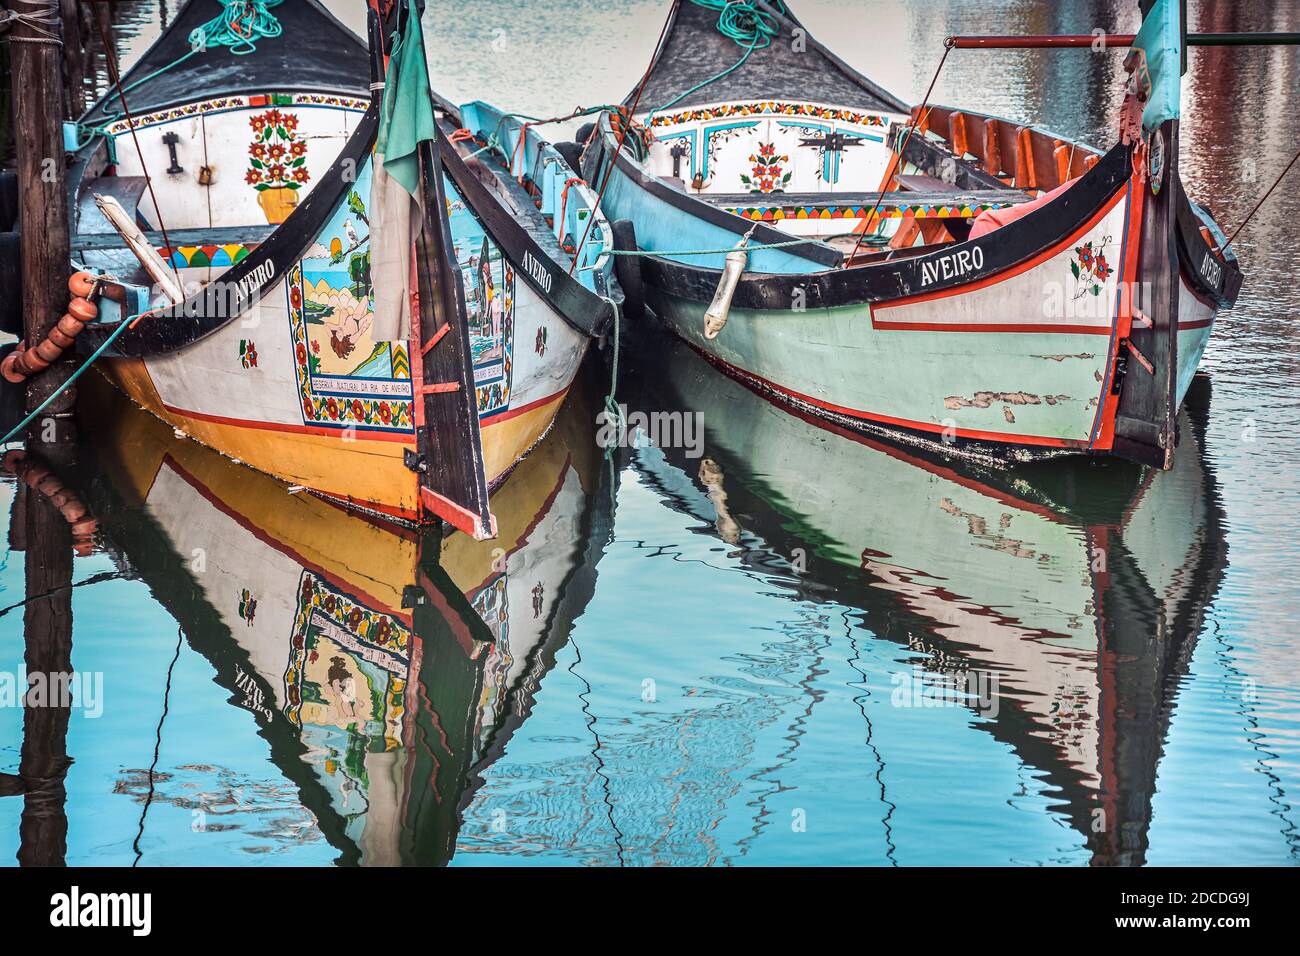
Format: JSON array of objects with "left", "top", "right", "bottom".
[
  {"left": 1132, "top": 0, "right": 1182, "bottom": 131},
  {"left": 370, "top": 0, "right": 435, "bottom": 339},
  {"left": 377, "top": 0, "right": 436, "bottom": 196}
]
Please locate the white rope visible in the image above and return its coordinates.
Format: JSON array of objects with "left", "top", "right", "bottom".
[{"left": 2, "top": 0, "right": 62, "bottom": 46}]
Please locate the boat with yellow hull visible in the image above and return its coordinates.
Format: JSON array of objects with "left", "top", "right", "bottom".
[{"left": 64, "top": 0, "right": 620, "bottom": 537}]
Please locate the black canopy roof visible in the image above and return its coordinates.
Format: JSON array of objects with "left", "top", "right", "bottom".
[
  {"left": 632, "top": 0, "right": 910, "bottom": 117},
  {"left": 82, "top": 0, "right": 370, "bottom": 126}
]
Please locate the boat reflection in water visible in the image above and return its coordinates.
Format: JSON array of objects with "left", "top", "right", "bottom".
[
  {"left": 627, "top": 331, "right": 1227, "bottom": 866},
  {"left": 75, "top": 368, "right": 611, "bottom": 865}
]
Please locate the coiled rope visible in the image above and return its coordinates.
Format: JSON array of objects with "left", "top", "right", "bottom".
[
  {"left": 646, "top": 0, "right": 786, "bottom": 121},
  {"left": 1, "top": 0, "right": 62, "bottom": 48},
  {"left": 96, "top": 0, "right": 285, "bottom": 120},
  {"left": 190, "top": 0, "right": 283, "bottom": 55}
]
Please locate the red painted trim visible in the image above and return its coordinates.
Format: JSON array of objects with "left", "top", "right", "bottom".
[
  {"left": 1090, "top": 175, "right": 1145, "bottom": 450},
  {"left": 409, "top": 242, "right": 427, "bottom": 432},
  {"left": 160, "top": 401, "right": 416, "bottom": 443},
  {"left": 873, "top": 185, "right": 1127, "bottom": 319},
  {"left": 872, "top": 321, "right": 1112, "bottom": 335},
  {"left": 164, "top": 455, "right": 414, "bottom": 626},
  {"left": 420, "top": 322, "right": 450, "bottom": 356},
  {"left": 690, "top": 343, "right": 1086, "bottom": 449},
  {"left": 1127, "top": 339, "right": 1156, "bottom": 375},
  {"left": 421, "top": 485, "right": 495, "bottom": 539},
  {"left": 479, "top": 386, "right": 568, "bottom": 426}
]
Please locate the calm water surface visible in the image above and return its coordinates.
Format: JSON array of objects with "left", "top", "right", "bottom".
[{"left": 1, "top": 0, "right": 1297, "bottom": 866}]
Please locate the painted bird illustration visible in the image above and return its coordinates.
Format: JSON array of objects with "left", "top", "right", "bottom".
[{"left": 343, "top": 218, "right": 359, "bottom": 249}]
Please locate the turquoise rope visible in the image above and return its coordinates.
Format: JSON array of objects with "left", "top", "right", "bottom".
[
  {"left": 647, "top": 0, "right": 786, "bottom": 121},
  {"left": 96, "top": 1, "right": 285, "bottom": 121},
  {"left": 0, "top": 318, "right": 138, "bottom": 447},
  {"left": 190, "top": 0, "right": 284, "bottom": 55}
]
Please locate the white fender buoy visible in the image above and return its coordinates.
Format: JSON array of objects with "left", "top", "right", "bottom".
[{"left": 704, "top": 230, "right": 753, "bottom": 340}]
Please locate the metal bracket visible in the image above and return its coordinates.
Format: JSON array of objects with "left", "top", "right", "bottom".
[
  {"left": 669, "top": 141, "right": 689, "bottom": 179},
  {"left": 1111, "top": 342, "right": 1129, "bottom": 394},
  {"left": 403, "top": 449, "right": 427, "bottom": 474},
  {"left": 161, "top": 132, "right": 184, "bottom": 175}
]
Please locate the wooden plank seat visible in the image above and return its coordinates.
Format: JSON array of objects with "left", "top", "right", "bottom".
[{"left": 903, "top": 107, "right": 1103, "bottom": 194}]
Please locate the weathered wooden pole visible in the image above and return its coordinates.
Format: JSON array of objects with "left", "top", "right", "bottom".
[
  {"left": 59, "top": 0, "right": 86, "bottom": 118},
  {"left": 9, "top": 0, "right": 74, "bottom": 447},
  {"left": 17, "top": 470, "right": 75, "bottom": 867}
]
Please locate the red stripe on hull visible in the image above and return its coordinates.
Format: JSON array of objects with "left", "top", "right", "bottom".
[
  {"left": 688, "top": 342, "right": 1087, "bottom": 450},
  {"left": 871, "top": 321, "right": 1113, "bottom": 335}
]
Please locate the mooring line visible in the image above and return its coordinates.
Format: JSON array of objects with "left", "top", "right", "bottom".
[
  {"left": 133, "top": 624, "right": 185, "bottom": 867},
  {"left": 565, "top": 5, "right": 676, "bottom": 275},
  {"left": 1223, "top": 142, "right": 1300, "bottom": 250}
]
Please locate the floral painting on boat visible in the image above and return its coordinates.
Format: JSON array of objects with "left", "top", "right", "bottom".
[
  {"left": 247, "top": 107, "right": 309, "bottom": 224},
  {"left": 1070, "top": 237, "right": 1115, "bottom": 299},
  {"left": 741, "top": 142, "right": 792, "bottom": 194}
]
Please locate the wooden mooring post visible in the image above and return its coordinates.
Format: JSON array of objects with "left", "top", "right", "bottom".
[
  {"left": 8, "top": 0, "right": 75, "bottom": 448},
  {"left": 15, "top": 479, "right": 75, "bottom": 866}
]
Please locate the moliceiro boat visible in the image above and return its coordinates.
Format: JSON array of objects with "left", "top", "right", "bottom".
[
  {"left": 65, "top": 0, "right": 620, "bottom": 537},
  {"left": 583, "top": 0, "right": 1240, "bottom": 468}
]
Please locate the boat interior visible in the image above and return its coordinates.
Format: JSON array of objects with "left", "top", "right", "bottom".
[
  {"left": 632, "top": 98, "right": 1108, "bottom": 265},
  {"left": 438, "top": 99, "right": 618, "bottom": 299}
]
